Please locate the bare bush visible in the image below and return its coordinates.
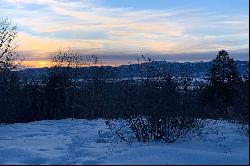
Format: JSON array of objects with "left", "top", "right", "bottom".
[
  {"left": 127, "top": 115, "right": 203, "bottom": 143},
  {"left": 105, "top": 115, "right": 204, "bottom": 144}
]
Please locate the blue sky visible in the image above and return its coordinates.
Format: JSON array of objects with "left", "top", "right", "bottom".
[
  {"left": 101, "top": 0, "right": 248, "bottom": 12},
  {"left": 1, "top": 0, "right": 249, "bottom": 67}
]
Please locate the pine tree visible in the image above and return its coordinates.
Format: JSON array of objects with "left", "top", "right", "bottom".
[
  {"left": 209, "top": 49, "right": 241, "bottom": 86},
  {"left": 203, "top": 50, "right": 243, "bottom": 118}
]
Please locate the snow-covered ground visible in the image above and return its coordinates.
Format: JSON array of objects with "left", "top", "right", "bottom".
[{"left": 0, "top": 119, "right": 248, "bottom": 165}]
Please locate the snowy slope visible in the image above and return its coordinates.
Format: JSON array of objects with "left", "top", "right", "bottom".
[{"left": 0, "top": 119, "right": 248, "bottom": 165}]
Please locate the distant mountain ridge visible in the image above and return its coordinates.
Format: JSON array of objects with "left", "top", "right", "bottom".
[{"left": 17, "top": 60, "right": 249, "bottom": 81}]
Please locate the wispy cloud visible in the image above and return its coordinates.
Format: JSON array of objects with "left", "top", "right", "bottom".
[{"left": 1, "top": 0, "right": 249, "bottom": 66}]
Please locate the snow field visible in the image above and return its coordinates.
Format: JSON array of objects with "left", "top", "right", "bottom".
[{"left": 0, "top": 119, "right": 248, "bottom": 164}]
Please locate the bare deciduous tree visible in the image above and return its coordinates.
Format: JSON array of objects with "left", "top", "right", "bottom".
[
  {"left": 0, "top": 18, "right": 19, "bottom": 71},
  {"left": 51, "top": 48, "right": 85, "bottom": 119}
]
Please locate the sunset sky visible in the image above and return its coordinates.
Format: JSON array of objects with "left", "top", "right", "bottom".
[{"left": 1, "top": 0, "right": 249, "bottom": 67}]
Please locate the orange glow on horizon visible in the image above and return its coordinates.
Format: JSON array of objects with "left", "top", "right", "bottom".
[
  {"left": 21, "top": 60, "right": 118, "bottom": 68},
  {"left": 22, "top": 60, "right": 52, "bottom": 68}
]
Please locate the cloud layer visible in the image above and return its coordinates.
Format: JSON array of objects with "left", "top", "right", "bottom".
[{"left": 1, "top": 0, "right": 249, "bottom": 67}]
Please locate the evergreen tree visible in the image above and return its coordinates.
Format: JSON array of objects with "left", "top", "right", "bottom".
[
  {"left": 202, "top": 50, "right": 243, "bottom": 119},
  {"left": 209, "top": 49, "right": 241, "bottom": 86}
]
